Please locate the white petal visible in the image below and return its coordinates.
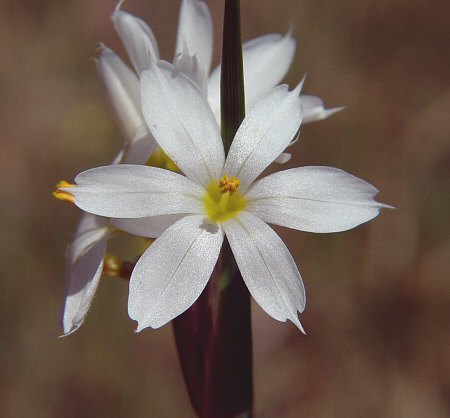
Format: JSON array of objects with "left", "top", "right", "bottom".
[
  {"left": 274, "top": 152, "right": 292, "bottom": 164},
  {"left": 223, "top": 212, "right": 305, "bottom": 332},
  {"left": 112, "top": 214, "right": 183, "bottom": 238},
  {"left": 69, "top": 165, "right": 204, "bottom": 218},
  {"left": 112, "top": 6, "right": 159, "bottom": 74},
  {"left": 300, "top": 95, "right": 345, "bottom": 124},
  {"left": 62, "top": 214, "right": 109, "bottom": 335},
  {"left": 69, "top": 213, "right": 110, "bottom": 264},
  {"left": 128, "top": 214, "right": 224, "bottom": 330},
  {"left": 141, "top": 61, "right": 224, "bottom": 186},
  {"left": 207, "top": 32, "right": 295, "bottom": 123},
  {"left": 224, "top": 84, "right": 303, "bottom": 191},
  {"left": 247, "top": 166, "right": 392, "bottom": 233},
  {"left": 173, "top": 49, "right": 208, "bottom": 95},
  {"left": 122, "top": 126, "right": 158, "bottom": 165},
  {"left": 175, "top": 0, "right": 213, "bottom": 75},
  {"left": 97, "top": 46, "right": 145, "bottom": 144}
]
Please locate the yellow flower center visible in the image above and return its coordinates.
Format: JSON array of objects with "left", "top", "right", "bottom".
[
  {"left": 53, "top": 180, "right": 75, "bottom": 203},
  {"left": 204, "top": 175, "right": 247, "bottom": 223}
]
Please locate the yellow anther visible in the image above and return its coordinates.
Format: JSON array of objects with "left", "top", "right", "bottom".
[
  {"left": 218, "top": 174, "right": 240, "bottom": 195},
  {"left": 103, "top": 254, "right": 123, "bottom": 277},
  {"left": 53, "top": 180, "right": 76, "bottom": 203}
]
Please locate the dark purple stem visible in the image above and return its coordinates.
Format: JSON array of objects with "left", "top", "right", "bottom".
[{"left": 173, "top": 0, "right": 253, "bottom": 416}]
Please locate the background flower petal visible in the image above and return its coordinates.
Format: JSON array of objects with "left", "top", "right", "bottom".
[
  {"left": 173, "top": 50, "right": 208, "bottom": 96},
  {"left": 97, "top": 46, "right": 146, "bottom": 144},
  {"left": 207, "top": 32, "right": 295, "bottom": 122},
  {"left": 175, "top": 0, "right": 213, "bottom": 75},
  {"left": 247, "top": 166, "right": 392, "bottom": 233},
  {"left": 112, "top": 214, "right": 183, "bottom": 238},
  {"left": 128, "top": 214, "right": 224, "bottom": 330},
  {"left": 121, "top": 126, "right": 158, "bottom": 165},
  {"left": 300, "top": 95, "right": 345, "bottom": 124},
  {"left": 61, "top": 214, "right": 110, "bottom": 335},
  {"left": 223, "top": 213, "right": 306, "bottom": 332},
  {"left": 111, "top": 7, "right": 159, "bottom": 74}
]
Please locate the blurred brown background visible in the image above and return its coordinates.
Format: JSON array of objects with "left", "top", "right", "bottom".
[{"left": 1, "top": 0, "right": 449, "bottom": 417}]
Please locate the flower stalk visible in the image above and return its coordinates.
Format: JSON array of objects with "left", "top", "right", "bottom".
[{"left": 173, "top": 1, "right": 253, "bottom": 416}]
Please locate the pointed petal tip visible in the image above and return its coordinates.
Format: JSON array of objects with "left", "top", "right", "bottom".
[
  {"left": 133, "top": 320, "right": 163, "bottom": 333},
  {"left": 95, "top": 42, "right": 107, "bottom": 53},
  {"left": 113, "top": 0, "right": 127, "bottom": 16},
  {"left": 323, "top": 105, "right": 347, "bottom": 119},
  {"left": 293, "top": 74, "right": 306, "bottom": 96},
  {"left": 287, "top": 24, "right": 293, "bottom": 36},
  {"left": 279, "top": 25, "right": 295, "bottom": 43},
  {"left": 134, "top": 324, "right": 145, "bottom": 333},
  {"left": 58, "top": 323, "right": 81, "bottom": 338},
  {"left": 379, "top": 202, "right": 395, "bottom": 210},
  {"left": 292, "top": 315, "right": 307, "bottom": 335}
]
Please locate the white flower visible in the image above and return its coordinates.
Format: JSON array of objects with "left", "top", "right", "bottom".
[
  {"left": 109, "top": 0, "right": 342, "bottom": 130},
  {"left": 61, "top": 61, "right": 390, "bottom": 332},
  {"left": 60, "top": 0, "right": 345, "bottom": 335}
]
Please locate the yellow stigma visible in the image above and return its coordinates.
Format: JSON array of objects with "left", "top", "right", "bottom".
[
  {"left": 204, "top": 175, "right": 246, "bottom": 223},
  {"left": 53, "top": 180, "right": 75, "bottom": 203}
]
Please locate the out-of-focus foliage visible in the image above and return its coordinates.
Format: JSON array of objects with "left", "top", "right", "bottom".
[{"left": 0, "top": 1, "right": 448, "bottom": 416}]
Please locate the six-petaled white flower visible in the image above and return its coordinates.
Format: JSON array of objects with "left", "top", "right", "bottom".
[{"left": 59, "top": 60, "right": 389, "bottom": 332}]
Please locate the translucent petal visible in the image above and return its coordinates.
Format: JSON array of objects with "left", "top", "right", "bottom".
[
  {"left": 141, "top": 61, "right": 224, "bottom": 186},
  {"left": 247, "top": 166, "right": 392, "bottom": 233},
  {"left": 128, "top": 214, "right": 224, "bottom": 330},
  {"left": 112, "top": 214, "right": 183, "bottom": 238},
  {"left": 122, "top": 126, "right": 158, "bottom": 165},
  {"left": 300, "top": 95, "right": 345, "bottom": 124},
  {"left": 173, "top": 49, "right": 207, "bottom": 96},
  {"left": 224, "top": 84, "right": 303, "bottom": 191},
  {"left": 223, "top": 212, "right": 305, "bottom": 332},
  {"left": 208, "top": 32, "right": 295, "bottom": 123},
  {"left": 69, "top": 213, "right": 110, "bottom": 264},
  {"left": 112, "top": 7, "right": 159, "bottom": 74},
  {"left": 69, "top": 165, "right": 204, "bottom": 218},
  {"left": 274, "top": 152, "right": 292, "bottom": 164},
  {"left": 97, "top": 46, "right": 145, "bottom": 144},
  {"left": 61, "top": 214, "right": 109, "bottom": 335},
  {"left": 175, "top": 0, "right": 213, "bottom": 75}
]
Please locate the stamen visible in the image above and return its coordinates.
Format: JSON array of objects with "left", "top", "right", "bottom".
[
  {"left": 53, "top": 180, "right": 76, "bottom": 203},
  {"left": 203, "top": 176, "right": 247, "bottom": 223},
  {"left": 103, "top": 254, "right": 123, "bottom": 277},
  {"left": 218, "top": 174, "right": 240, "bottom": 195}
]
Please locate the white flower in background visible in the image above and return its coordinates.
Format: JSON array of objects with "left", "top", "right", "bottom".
[
  {"left": 60, "top": 61, "right": 390, "bottom": 332},
  {"left": 110, "top": 0, "right": 343, "bottom": 132},
  {"left": 55, "top": 47, "right": 151, "bottom": 336},
  {"left": 56, "top": 106, "right": 167, "bottom": 336}
]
